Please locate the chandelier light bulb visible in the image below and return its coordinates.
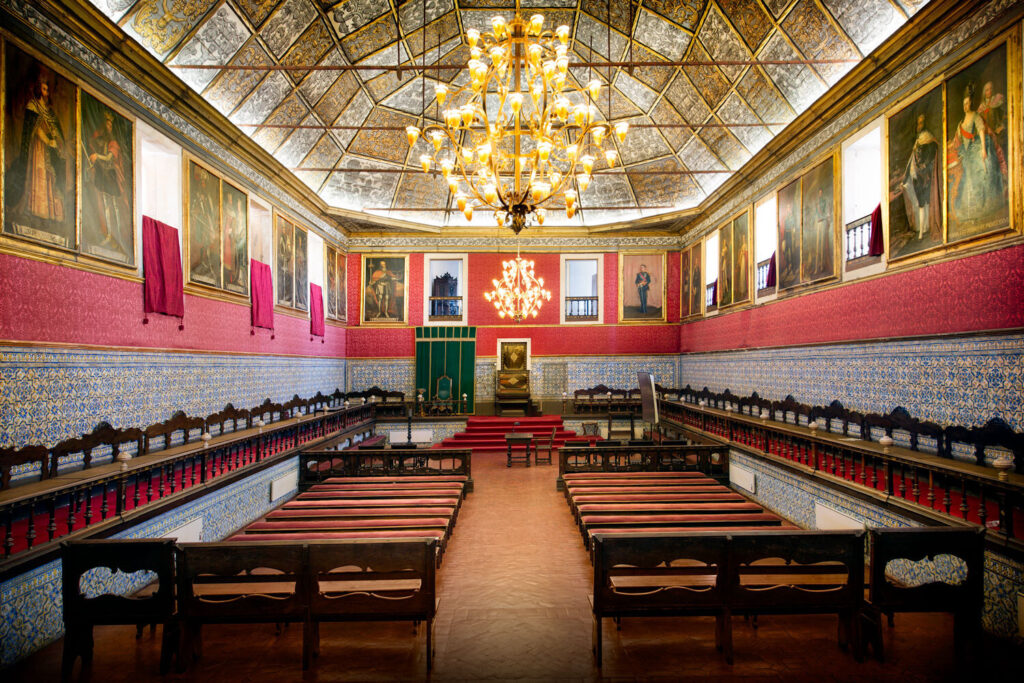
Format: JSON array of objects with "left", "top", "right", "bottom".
[
  {"left": 440, "top": 159, "right": 454, "bottom": 177},
  {"left": 477, "top": 143, "right": 492, "bottom": 164},
  {"left": 531, "top": 181, "right": 550, "bottom": 202},
  {"left": 577, "top": 173, "right": 591, "bottom": 192},
  {"left": 531, "top": 82, "right": 544, "bottom": 105},
  {"left": 448, "top": 177, "right": 459, "bottom": 193},
  {"left": 614, "top": 121, "right": 629, "bottom": 143},
  {"left": 555, "top": 25, "right": 570, "bottom": 44},
  {"left": 552, "top": 73, "right": 566, "bottom": 91},
  {"left": 435, "top": 83, "right": 448, "bottom": 105},
  {"left": 463, "top": 204, "right": 474, "bottom": 221},
  {"left": 556, "top": 55, "right": 569, "bottom": 75},
  {"left": 605, "top": 149, "right": 618, "bottom": 167},
  {"left": 581, "top": 154, "right": 595, "bottom": 174},
  {"left": 489, "top": 46, "right": 506, "bottom": 66},
  {"left": 491, "top": 15, "right": 507, "bottom": 37},
  {"left": 529, "top": 14, "right": 544, "bottom": 34},
  {"left": 573, "top": 105, "right": 586, "bottom": 127},
  {"left": 549, "top": 170, "right": 561, "bottom": 188},
  {"left": 466, "top": 28, "right": 480, "bottom": 48},
  {"left": 405, "top": 126, "right": 420, "bottom": 147},
  {"left": 542, "top": 60, "right": 555, "bottom": 79},
  {"left": 461, "top": 147, "right": 474, "bottom": 164},
  {"left": 564, "top": 189, "right": 577, "bottom": 210},
  {"left": 588, "top": 79, "right": 602, "bottom": 100},
  {"left": 484, "top": 183, "right": 498, "bottom": 203},
  {"left": 508, "top": 92, "right": 523, "bottom": 115},
  {"left": 537, "top": 140, "right": 552, "bottom": 162},
  {"left": 461, "top": 105, "right": 475, "bottom": 127},
  {"left": 536, "top": 207, "right": 546, "bottom": 224},
  {"left": 528, "top": 44, "right": 542, "bottom": 68},
  {"left": 428, "top": 130, "right": 443, "bottom": 151},
  {"left": 593, "top": 125, "right": 606, "bottom": 146},
  {"left": 554, "top": 96, "right": 570, "bottom": 122},
  {"left": 456, "top": 193, "right": 467, "bottom": 210}
]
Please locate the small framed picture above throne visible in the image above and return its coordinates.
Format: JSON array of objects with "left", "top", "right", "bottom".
[
  {"left": 498, "top": 338, "right": 530, "bottom": 372},
  {"left": 495, "top": 338, "right": 531, "bottom": 414}
]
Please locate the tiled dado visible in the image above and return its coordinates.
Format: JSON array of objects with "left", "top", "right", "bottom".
[
  {"left": 680, "top": 333, "right": 1024, "bottom": 430},
  {"left": 730, "top": 451, "right": 1023, "bottom": 638},
  {"left": 0, "top": 346, "right": 347, "bottom": 448},
  {"left": 348, "top": 357, "right": 680, "bottom": 401},
  {"left": 0, "top": 457, "right": 300, "bottom": 666}
]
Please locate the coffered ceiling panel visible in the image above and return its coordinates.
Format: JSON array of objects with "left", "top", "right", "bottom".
[{"left": 96, "top": 0, "right": 928, "bottom": 232}]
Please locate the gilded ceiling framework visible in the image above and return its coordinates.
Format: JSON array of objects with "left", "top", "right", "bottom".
[{"left": 88, "top": 0, "right": 929, "bottom": 233}]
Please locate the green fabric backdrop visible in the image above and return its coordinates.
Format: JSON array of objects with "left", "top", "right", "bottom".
[{"left": 415, "top": 327, "right": 476, "bottom": 412}]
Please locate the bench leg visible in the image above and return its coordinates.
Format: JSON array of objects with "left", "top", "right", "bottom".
[
  {"left": 426, "top": 617, "right": 434, "bottom": 671},
  {"left": 592, "top": 616, "right": 602, "bottom": 666},
  {"left": 302, "top": 619, "right": 312, "bottom": 670},
  {"left": 61, "top": 625, "right": 91, "bottom": 682},
  {"left": 159, "top": 620, "right": 180, "bottom": 675},
  {"left": 860, "top": 607, "right": 884, "bottom": 661},
  {"left": 720, "top": 611, "right": 734, "bottom": 665}
]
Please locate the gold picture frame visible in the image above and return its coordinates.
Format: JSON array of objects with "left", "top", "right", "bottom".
[{"left": 618, "top": 251, "right": 667, "bottom": 323}]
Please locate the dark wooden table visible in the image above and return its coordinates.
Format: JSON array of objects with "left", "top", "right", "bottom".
[{"left": 505, "top": 433, "right": 533, "bottom": 467}]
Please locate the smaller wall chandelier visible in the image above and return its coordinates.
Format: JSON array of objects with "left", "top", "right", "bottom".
[
  {"left": 404, "top": 10, "right": 627, "bottom": 233},
  {"left": 484, "top": 247, "right": 551, "bottom": 321}
]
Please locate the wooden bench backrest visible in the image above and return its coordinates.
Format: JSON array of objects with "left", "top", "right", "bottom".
[
  {"left": 61, "top": 538, "right": 177, "bottom": 626},
  {"left": 179, "top": 542, "right": 308, "bottom": 620},
  {"left": 593, "top": 532, "right": 729, "bottom": 613},
  {"left": 868, "top": 527, "right": 984, "bottom": 614},
  {"left": 727, "top": 530, "right": 864, "bottom": 611},
  {"left": 308, "top": 539, "right": 437, "bottom": 619}
]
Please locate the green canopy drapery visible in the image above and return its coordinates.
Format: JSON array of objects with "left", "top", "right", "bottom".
[{"left": 415, "top": 327, "right": 476, "bottom": 413}]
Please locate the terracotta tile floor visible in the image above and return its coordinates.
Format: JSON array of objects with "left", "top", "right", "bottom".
[{"left": 11, "top": 454, "right": 1020, "bottom": 681}]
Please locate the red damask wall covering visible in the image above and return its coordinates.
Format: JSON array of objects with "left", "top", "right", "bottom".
[{"left": 681, "top": 244, "right": 1024, "bottom": 353}]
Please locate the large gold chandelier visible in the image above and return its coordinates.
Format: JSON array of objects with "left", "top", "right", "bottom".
[{"left": 404, "top": 9, "right": 628, "bottom": 233}]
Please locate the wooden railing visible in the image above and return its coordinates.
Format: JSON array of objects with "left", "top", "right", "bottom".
[
  {"left": 299, "top": 447, "right": 473, "bottom": 490},
  {"left": 658, "top": 399, "right": 1024, "bottom": 550},
  {"left": 0, "top": 401, "right": 376, "bottom": 568},
  {"left": 557, "top": 442, "right": 725, "bottom": 489},
  {"left": 565, "top": 296, "right": 599, "bottom": 321}
]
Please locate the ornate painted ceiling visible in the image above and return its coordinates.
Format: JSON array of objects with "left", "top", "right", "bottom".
[{"left": 88, "top": 0, "right": 929, "bottom": 232}]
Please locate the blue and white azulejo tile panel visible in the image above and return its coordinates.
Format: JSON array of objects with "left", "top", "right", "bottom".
[
  {"left": 0, "top": 346, "right": 346, "bottom": 448},
  {"left": 680, "top": 333, "right": 1024, "bottom": 430}
]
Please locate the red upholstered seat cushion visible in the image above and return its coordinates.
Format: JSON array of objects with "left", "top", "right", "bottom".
[
  {"left": 309, "top": 482, "right": 463, "bottom": 491},
  {"left": 576, "top": 502, "right": 761, "bottom": 514},
  {"left": 247, "top": 518, "right": 451, "bottom": 531},
  {"left": 291, "top": 496, "right": 459, "bottom": 506},
  {"left": 588, "top": 524, "right": 800, "bottom": 536},
  {"left": 566, "top": 478, "right": 716, "bottom": 489},
  {"left": 563, "top": 471, "right": 706, "bottom": 480},
  {"left": 269, "top": 507, "right": 454, "bottom": 518},
  {"left": 322, "top": 475, "right": 468, "bottom": 484},
  {"left": 582, "top": 513, "right": 783, "bottom": 526},
  {"left": 568, "top": 485, "right": 729, "bottom": 495},
  {"left": 298, "top": 489, "right": 463, "bottom": 498},
  {"left": 570, "top": 493, "right": 741, "bottom": 503},
  {"left": 227, "top": 530, "right": 445, "bottom": 542}
]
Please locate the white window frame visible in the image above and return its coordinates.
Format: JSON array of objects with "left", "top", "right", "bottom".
[
  {"left": 841, "top": 116, "right": 887, "bottom": 281},
  {"left": 422, "top": 253, "right": 468, "bottom": 326},
  {"left": 754, "top": 193, "right": 778, "bottom": 304},
  {"left": 559, "top": 253, "right": 604, "bottom": 324}
]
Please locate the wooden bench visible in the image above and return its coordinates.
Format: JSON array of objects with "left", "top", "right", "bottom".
[
  {"left": 862, "top": 526, "right": 984, "bottom": 660},
  {"left": 307, "top": 539, "right": 438, "bottom": 670},
  {"left": 179, "top": 541, "right": 311, "bottom": 670},
  {"left": 591, "top": 530, "right": 865, "bottom": 666}
]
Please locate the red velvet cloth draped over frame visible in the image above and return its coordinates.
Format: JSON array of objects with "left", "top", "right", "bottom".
[
  {"left": 310, "top": 283, "right": 325, "bottom": 337},
  {"left": 142, "top": 216, "right": 184, "bottom": 318},
  {"left": 868, "top": 204, "right": 884, "bottom": 256},
  {"left": 250, "top": 259, "right": 274, "bottom": 329}
]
